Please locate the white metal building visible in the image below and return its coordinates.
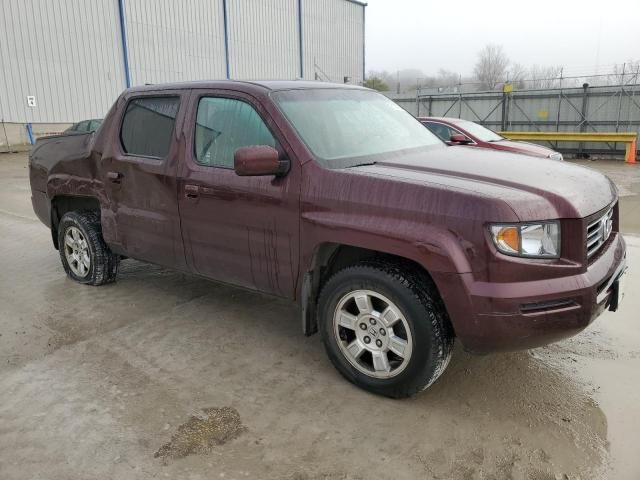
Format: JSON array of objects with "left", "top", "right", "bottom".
[{"left": 0, "top": 0, "right": 365, "bottom": 141}]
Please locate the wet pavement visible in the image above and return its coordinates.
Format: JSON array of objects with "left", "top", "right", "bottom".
[{"left": 0, "top": 152, "right": 639, "bottom": 479}]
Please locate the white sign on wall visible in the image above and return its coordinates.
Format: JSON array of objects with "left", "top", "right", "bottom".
[{"left": 27, "top": 96, "right": 36, "bottom": 107}]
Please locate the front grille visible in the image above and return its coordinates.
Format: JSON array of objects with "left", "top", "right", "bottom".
[{"left": 586, "top": 206, "right": 614, "bottom": 259}]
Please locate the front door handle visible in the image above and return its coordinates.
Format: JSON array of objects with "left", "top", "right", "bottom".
[
  {"left": 107, "top": 171, "right": 122, "bottom": 183},
  {"left": 185, "top": 184, "right": 200, "bottom": 199}
]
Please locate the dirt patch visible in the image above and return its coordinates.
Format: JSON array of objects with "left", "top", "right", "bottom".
[{"left": 154, "top": 406, "right": 246, "bottom": 460}]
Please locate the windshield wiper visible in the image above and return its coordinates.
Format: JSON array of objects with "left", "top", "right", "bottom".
[{"left": 345, "top": 161, "right": 377, "bottom": 168}]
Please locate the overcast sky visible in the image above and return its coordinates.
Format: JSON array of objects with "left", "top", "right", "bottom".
[{"left": 365, "top": 0, "right": 640, "bottom": 77}]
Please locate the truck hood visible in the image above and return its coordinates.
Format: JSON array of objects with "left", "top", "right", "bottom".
[{"left": 351, "top": 146, "right": 616, "bottom": 220}]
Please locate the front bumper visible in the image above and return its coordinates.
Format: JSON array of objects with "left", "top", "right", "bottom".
[{"left": 435, "top": 232, "right": 627, "bottom": 353}]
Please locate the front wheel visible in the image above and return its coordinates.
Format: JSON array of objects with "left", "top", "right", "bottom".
[
  {"left": 57, "top": 211, "right": 119, "bottom": 285},
  {"left": 318, "top": 260, "right": 454, "bottom": 398}
]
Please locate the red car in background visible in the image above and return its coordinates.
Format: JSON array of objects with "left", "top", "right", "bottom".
[{"left": 419, "top": 117, "right": 563, "bottom": 161}]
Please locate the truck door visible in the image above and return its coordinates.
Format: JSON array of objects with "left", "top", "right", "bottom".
[
  {"left": 100, "top": 93, "right": 187, "bottom": 270},
  {"left": 177, "top": 90, "right": 300, "bottom": 298}
]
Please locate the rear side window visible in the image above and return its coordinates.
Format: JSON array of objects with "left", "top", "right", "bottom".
[
  {"left": 194, "top": 97, "right": 276, "bottom": 168},
  {"left": 120, "top": 96, "right": 180, "bottom": 158}
]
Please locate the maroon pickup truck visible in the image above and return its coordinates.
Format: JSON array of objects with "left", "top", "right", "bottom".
[{"left": 29, "top": 81, "right": 627, "bottom": 398}]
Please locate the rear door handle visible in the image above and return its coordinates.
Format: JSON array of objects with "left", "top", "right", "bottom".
[
  {"left": 107, "top": 171, "right": 122, "bottom": 183},
  {"left": 185, "top": 184, "right": 200, "bottom": 199}
]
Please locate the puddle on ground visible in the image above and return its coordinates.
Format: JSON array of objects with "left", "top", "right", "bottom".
[{"left": 154, "top": 406, "right": 246, "bottom": 460}]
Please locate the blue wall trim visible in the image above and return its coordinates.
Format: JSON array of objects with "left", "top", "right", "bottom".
[
  {"left": 222, "top": 0, "right": 231, "bottom": 79},
  {"left": 117, "top": 0, "right": 131, "bottom": 88},
  {"left": 297, "top": 0, "right": 304, "bottom": 78},
  {"left": 26, "top": 123, "right": 35, "bottom": 145}
]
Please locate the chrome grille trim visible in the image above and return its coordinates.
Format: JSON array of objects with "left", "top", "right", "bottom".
[{"left": 586, "top": 207, "right": 614, "bottom": 259}]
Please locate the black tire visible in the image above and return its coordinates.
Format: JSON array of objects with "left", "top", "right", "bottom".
[
  {"left": 317, "top": 259, "right": 454, "bottom": 398},
  {"left": 57, "top": 211, "right": 119, "bottom": 286}
]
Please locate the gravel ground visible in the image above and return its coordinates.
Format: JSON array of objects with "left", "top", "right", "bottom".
[{"left": 1, "top": 152, "right": 639, "bottom": 480}]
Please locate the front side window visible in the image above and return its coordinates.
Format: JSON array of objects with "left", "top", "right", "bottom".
[
  {"left": 272, "top": 88, "right": 441, "bottom": 168},
  {"left": 194, "top": 97, "right": 276, "bottom": 168},
  {"left": 76, "top": 120, "right": 90, "bottom": 132},
  {"left": 89, "top": 119, "right": 102, "bottom": 132},
  {"left": 424, "top": 122, "right": 459, "bottom": 142},
  {"left": 120, "top": 96, "right": 180, "bottom": 158}
]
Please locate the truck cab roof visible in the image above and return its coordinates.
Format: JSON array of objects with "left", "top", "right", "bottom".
[{"left": 124, "top": 80, "right": 368, "bottom": 95}]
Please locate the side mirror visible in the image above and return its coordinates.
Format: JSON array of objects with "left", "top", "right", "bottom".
[
  {"left": 449, "top": 133, "right": 472, "bottom": 145},
  {"left": 234, "top": 145, "right": 289, "bottom": 177}
]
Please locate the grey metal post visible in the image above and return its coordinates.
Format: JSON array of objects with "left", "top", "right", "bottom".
[
  {"left": 614, "top": 63, "right": 626, "bottom": 156},
  {"left": 630, "top": 66, "right": 640, "bottom": 157},
  {"left": 615, "top": 64, "right": 626, "bottom": 132},
  {"left": 555, "top": 68, "right": 563, "bottom": 150},
  {"left": 578, "top": 83, "right": 589, "bottom": 157},
  {"left": 501, "top": 91, "right": 508, "bottom": 131},
  {"left": 505, "top": 92, "right": 510, "bottom": 130},
  {"left": 428, "top": 96, "right": 433, "bottom": 116}
]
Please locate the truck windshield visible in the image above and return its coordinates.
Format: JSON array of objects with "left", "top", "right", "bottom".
[{"left": 272, "top": 89, "right": 442, "bottom": 167}]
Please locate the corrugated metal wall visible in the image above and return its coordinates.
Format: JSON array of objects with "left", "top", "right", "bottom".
[
  {"left": 0, "top": 0, "right": 365, "bottom": 125},
  {"left": 302, "top": 0, "right": 364, "bottom": 84},
  {"left": 0, "top": 0, "right": 125, "bottom": 123},
  {"left": 227, "top": 0, "right": 300, "bottom": 80},
  {"left": 123, "top": 0, "right": 227, "bottom": 85}
]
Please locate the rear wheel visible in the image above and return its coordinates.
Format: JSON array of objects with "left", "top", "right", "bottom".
[
  {"left": 57, "top": 211, "right": 119, "bottom": 285},
  {"left": 318, "top": 259, "right": 454, "bottom": 398}
]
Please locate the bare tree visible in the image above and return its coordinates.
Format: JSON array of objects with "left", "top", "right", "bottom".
[
  {"left": 611, "top": 60, "right": 640, "bottom": 85},
  {"left": 507, "top": 63, "right": 527, "bottom": 89},
  {"left": 527, "top": 65, "right": 563, "bottom": 89},
  {"left": 396, "top": 69, "right": 427, "bottom": 93},
  {"left": 367, "top": 70, "right": 394, "bottom": 87},
  {"left": 435, "top": 69, "right": 460, "bottom": 87},
  {"left": 363, "top": 76, "right": 390, "bottom": 92},
  {"left": 368, "top": 69, "right": 427, "bottom": 94},
  {"left": 473, "top": 44, "right": 509, "bottom": 90}
]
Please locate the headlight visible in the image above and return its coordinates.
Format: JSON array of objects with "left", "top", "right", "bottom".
[
  {"left": 549, "top": 152, "right": 563, "bottom": 161},
  {"left": 490, "top": 222, "right": 560, "bottom": 258}
]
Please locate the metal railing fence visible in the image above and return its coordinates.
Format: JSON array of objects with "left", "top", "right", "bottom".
[{"left": 392, "top": 82, "right": 640, "bottom": 158}]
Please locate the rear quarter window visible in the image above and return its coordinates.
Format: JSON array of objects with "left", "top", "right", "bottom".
[{"left": 120, "top": 96, "right": 180, "bottom": 158}]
